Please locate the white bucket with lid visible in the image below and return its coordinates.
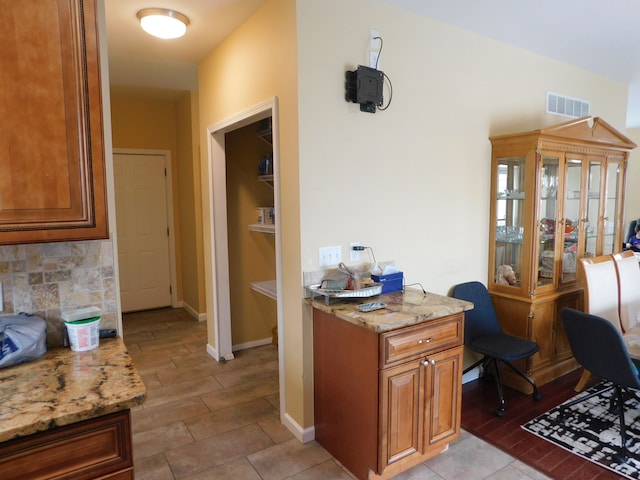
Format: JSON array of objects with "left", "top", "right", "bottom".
[{"left": 63, "top": 307, "right": 101, "bottom": 352}]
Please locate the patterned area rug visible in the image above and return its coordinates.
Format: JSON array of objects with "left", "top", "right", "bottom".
[{"left": 522, "top": 382, "right": 640, "bottom": 479}]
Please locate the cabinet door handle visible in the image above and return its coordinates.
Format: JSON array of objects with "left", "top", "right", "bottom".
[
  {"left": 418, "top": 337, "right": 435, "bottom": 344},
  {"left": 422, "top": 359, "right": 436, "bottom": 366}
]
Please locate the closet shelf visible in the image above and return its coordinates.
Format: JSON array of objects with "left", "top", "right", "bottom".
[
  {"left": 258, "top": 175, "right": 274, "bottom": 189},
  {"left": 248, "top": 224, "right": 275, "bottom": 233},
  {"left": 250, "top": 280, "right": 277, "bottom": 299},
  {"left": 257, "top": 128, "right": 272, "bottom": 146}
]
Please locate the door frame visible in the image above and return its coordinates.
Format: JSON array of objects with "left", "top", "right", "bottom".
[
  {"left": 113, "top": 148, "right": 179, "bottom": 309},
  {"left": 204, "top": 97, "right": 284, "bottom": 408}
]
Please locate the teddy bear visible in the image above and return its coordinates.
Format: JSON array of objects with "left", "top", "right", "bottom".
[{"left": 495, "top": 264, "right": 518, "bottom": 286}]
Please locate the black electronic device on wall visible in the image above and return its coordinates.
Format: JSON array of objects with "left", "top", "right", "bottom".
[{"left": 345, "top": 65, "right": 384, "bottom": 113}]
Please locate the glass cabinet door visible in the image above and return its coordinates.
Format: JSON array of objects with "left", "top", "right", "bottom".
[
  {"left": 561, "top": 158, "right": 582, "bottom": 283},
  {"left": 603, "top": 159, "right": 623, "bottom": 254},
  {"left": 585, "top": 160, "right": 602, "bottom": 257},
  {"left": 494, "top": 157, "right": 525, "bottom": 287},
  {"left": 537, "top": 155, "right": 560, "bottom": 287}
]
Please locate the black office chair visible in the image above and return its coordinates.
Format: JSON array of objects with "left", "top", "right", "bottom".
[
  {"left": 453, "top": 281, "right": 542, "bottom": 416},
  {"left": 560, "top": 308, "right": 640, "bottom": 463}
]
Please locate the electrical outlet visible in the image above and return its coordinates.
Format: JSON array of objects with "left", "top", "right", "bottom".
[
  {"left": 319, "top": 246, "right": 342, "bottom": 267},
  {"left": 350, "top": 242, "right": 361, "bottom": 262}
]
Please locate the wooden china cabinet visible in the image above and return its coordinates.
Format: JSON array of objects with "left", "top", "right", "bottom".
[
  {"left": 488, "top": 116, "right": 636, "bottom": 392},
  {"left": 0, "top": 0, "right": 108, "bottom": 244}
]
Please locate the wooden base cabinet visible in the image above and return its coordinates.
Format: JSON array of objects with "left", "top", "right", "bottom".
[
  {"left": 0, "top": 410, "right": 134, "bottom": 480},
  {"left": 378, "top": 346, "right": 462, "bottom": 474},
  {"left": 313, "top": 309, "right": 463, "bottom": 480}
]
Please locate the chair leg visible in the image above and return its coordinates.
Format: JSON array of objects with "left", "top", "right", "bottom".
[
  {"left": 558, "top": 384, "right": 615, "bottom": 423},
  {"left": 613, "top": 386, "right": 630, "bottom": 464},
  {"left": 574, "top": 369, "right": 591, "bottom": 392},
  {"left": 501, "top": 360, "right": 542, "bottom": 401},
  {"left": 488, "top": 358, "right": 506, "bottom": 417},
  {"left": 558, "top": 383, "right": 632, "bottom": 463}
]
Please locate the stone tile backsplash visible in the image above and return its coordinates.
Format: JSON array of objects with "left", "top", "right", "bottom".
[{"left": 0, "top": 240, "right": 117, "bottom": 347}]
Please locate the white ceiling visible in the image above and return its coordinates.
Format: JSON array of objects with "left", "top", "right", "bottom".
[
  {"left": 104, "top": 0, "right": 266, "bottom": 93},
  {"left": 104, "top": 0, "right": 640, "bottom": 124}
]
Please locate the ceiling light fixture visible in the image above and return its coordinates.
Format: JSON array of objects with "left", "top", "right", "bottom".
[{"left": 136, "top": 8, "right": 190, "bottom": 39}]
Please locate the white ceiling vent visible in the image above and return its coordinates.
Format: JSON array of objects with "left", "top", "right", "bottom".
[{"left": 547, "top": 92, "right": 590, "bottom": 118}]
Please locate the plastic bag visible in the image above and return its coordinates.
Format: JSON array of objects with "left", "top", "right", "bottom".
[
  {"left": 320, "top": 262, "right": 368, "bottom": 290},
  {"left": 0, "top": 313, "right": 47, "bottom": 368}
]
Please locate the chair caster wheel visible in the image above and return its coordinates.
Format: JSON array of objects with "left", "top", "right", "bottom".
[
  {"left": 495, "top": 409, "right": 505, "bottom": 417},
  {"left": 533, "top": 392, "right": 542, "bottom": 401}
]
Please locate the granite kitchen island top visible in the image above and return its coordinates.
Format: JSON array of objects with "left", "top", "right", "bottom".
[
  {"left": 308, "top": 288, "right": 473, "bottom": 332},
  {"left": 0, "top": 337, "right": 145, "bottom": 443}
]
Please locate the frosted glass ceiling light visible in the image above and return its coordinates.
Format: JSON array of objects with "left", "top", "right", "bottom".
[{"left": 137, "top": 8, "right": 190, "bottom": 39}]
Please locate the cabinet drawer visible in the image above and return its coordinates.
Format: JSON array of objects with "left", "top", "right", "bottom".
[
  {"left": 0, "top": 410, "right": 132, "bottom": 480},
  {"left": 381, "top": 314, "right": 462, "bottom": 367}
]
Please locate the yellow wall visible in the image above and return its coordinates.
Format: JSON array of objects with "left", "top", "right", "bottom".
[
  {"left": 110, "top": 93, "right": 178, "bottom": 151},
  {"left": 198, "top": 0, "right": 302, "bottom": 424},
  {"left": 197, "top": 0, "right": 638, "bottom": 437},
  {"left": 296, "top": 0, "right": 630, "bottom": 290},
  {"left": 626, "top": 129, "right": 640, "bottom": 223},
  {"left": 226, "top": 123, "right": 277, "bottom": 345},
  {"left": 292, "top": 0, "right": 635, "bottom": 432},
  {"left": 110, "top": 91, "right": 205, "bottom": 314},
  {"left": 176, "top": 94, "right": 205, "bottom": 315}
]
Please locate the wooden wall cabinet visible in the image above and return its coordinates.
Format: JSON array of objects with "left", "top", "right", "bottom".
[
  {"left": 0, "top": 410, "right": 134, "bottom": 480},
  {"left": 313, "top": 309, "right": 463, "bottom": 480},
  {"left": 0, "top": 0, "right": 108, "bottom": 244},
  {"left": 488, "top": 117, "right": 636, "bottom": 391}
]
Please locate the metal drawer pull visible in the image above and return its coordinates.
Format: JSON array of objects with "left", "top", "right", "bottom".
[{"left": 417, "top": 337, "right": 435, "bottom": 344}]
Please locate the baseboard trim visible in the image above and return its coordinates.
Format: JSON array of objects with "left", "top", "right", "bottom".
[
  {"left": 282, "top": 412, "right": 315, "bottom": 443},
  {"left": 232, "top": 337, "right": 273, "bottom": 351},
  {"left": 462, "top": 366, "right": 481, "bottom": 384},
  {"left": 206, "top": 343, "right": 234, "bottom": 362},
  {"left": 182, "top": 301, "right": 206, "bottom": 321},
  {"left": 206, "top": 337, "right": 273, "bottom": 362}
]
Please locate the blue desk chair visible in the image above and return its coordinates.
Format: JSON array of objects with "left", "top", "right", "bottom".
[
  {"left": 453, "top": 281, "right": 542, "bottom": 416},
  {"left": 560, "top": 308, "right": 640, "bottom": 463}
]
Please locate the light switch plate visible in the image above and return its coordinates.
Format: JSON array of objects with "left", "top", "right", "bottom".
[{"left": 319, "top": 246, "right": 342, "bottom": 267}]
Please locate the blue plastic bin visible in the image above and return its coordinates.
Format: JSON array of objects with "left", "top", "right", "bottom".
[{"left": 371, "top": 272, "right": 404, "bottom": 294}]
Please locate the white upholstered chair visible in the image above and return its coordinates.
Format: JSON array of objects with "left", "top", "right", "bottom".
[
  {"left": 613, "top": 250, "right": 640, "bottom": 336},
  {"left": 580, "top": 255, "right": 623, "bottom": 328},
  {"left": 575, "top": 253, "right": 640, "bottom": 391}
]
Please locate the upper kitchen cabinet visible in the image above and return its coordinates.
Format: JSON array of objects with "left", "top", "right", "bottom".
[
  {"left": 0, "top": 0, "right": 108, "bottom": 244},
  {"left": 488, "top": 116, "right": 635, "bottom": 390}
]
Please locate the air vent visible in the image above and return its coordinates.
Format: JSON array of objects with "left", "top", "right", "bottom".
[{"left": 547, "top": 92, "right": 590, "bottom": 118}]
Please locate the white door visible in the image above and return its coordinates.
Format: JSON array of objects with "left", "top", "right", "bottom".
[{"left": 114, "top": 153, "right": 172, "bottom": 312}]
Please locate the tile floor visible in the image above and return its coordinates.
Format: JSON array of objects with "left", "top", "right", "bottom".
[{"left": 123, "top": 308, "right": 552, "bottom": 480}]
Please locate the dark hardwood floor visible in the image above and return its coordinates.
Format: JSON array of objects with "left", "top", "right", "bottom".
[{"left": 461, "top": 368, "right": 623, "bottom": 480}]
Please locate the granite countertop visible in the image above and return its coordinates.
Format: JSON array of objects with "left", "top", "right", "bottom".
[
  {"left": 0, "top": 337, "right": 145, "bottom": 443},
  {"left": 309, "top": 288, "right": 474, "bottom": 332}
]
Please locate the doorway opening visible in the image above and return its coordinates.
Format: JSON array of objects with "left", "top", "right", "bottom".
[{"left": 205, "top": 97, "right": 284, "bottom": 414}]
